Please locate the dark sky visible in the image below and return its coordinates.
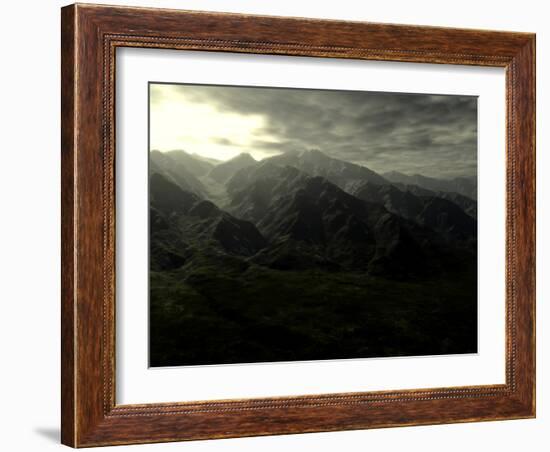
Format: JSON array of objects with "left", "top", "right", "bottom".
[{"left": 150, "top": 83, "right": 477, "bottom": 179}]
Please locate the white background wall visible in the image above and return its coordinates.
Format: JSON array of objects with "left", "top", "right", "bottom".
[{"left": 0, "top": 0, "right": 546, "bottom": 450}]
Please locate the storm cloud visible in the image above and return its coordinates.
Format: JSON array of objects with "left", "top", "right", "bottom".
[{"left": 150, "top": 83, "right": 477, "bottom": 179}]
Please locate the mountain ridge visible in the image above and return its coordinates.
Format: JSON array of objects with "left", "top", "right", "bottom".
[
  {"left": 149, "top": 147, "right": 477, "bottom": 276},
  {"left": 383, "top": 170, "right": 477, "bottom": 200},
  {"left": 263, "top": 149, "right": 389, "bottom": 191},
  {"left": 207, "top": 152, "right": 257, "bottom": 184}
]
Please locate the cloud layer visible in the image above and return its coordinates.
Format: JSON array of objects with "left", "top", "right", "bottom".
[{"left": 150, "top": 83, "right": 477, "bottom": 179}]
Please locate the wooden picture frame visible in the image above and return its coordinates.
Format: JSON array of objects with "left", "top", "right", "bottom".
[{"left": 61, "top": 3, "right": 535, "bottom": 447}]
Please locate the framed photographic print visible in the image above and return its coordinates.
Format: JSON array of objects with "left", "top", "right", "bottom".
[{"left": 61, "top": 3, "right": 536, "bottom": 447}]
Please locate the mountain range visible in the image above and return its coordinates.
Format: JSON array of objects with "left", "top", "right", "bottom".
[
  {"left": 149, "top": 149, "right": 477, "bottom": 278},
  {"left": 149, "top": 148, "right": 478, "bottom": 366},
  {"left": 383, "top": 170, "right": 477, "bottom": 200}
]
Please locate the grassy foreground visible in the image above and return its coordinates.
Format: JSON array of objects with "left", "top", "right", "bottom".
[{"left": 150, "top": 258, "right": 477, "bottom": 367}]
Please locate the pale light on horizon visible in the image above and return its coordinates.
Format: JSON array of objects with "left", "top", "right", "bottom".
[
  {"left": 148, "top": 83, "right": 477, "bottom": 178},
  {"left": 150, "top": 84, "right": 281, "bottom": 162}
]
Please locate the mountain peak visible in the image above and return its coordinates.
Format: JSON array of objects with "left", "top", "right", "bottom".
[
  {"left": 262, "top": 148, "right": 388, "bottom": 190},
  {"left": 208, "top": 152, "right": 258, "bottom": 184},
  {"left": 231, "top": 152, "right": 256, "bottom": 163},
  {"left": 165, "top": 149, "right": 189, "bottom": 156},
  {"left": 301, "top": 149, "right": 329, "bottom": 159}
]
